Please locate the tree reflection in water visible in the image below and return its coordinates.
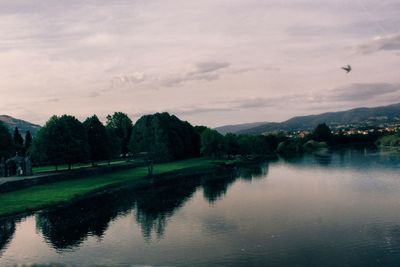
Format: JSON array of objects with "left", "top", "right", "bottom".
[
  {"left": 34, "top": 163, "right": 267, "bottom": 250},
  {"left": 0, "top": 217, "right": 16, "bottom": 256}
]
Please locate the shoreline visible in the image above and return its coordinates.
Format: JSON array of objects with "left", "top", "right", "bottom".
[{"left": 0, "top": 157, "right": 263, "bottom": 219}]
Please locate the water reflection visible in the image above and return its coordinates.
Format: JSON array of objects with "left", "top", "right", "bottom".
[
  {"left": 0, "top": 218, "right": 16, "bottom": 256},
  {"left": 34, "top": 164, "right": 267, "bottom": 250},
  {"left": 2, "top": 150, "right": 400, "bottom": 266},
  {"left": 36, "top": 189, "right": 134, "bottom": 250},
  {"left": 202, "top": 174, "right": 236, "bottom": 203},
  {"left": 134, "top": 176, "right": 201, "bottom": 240},
  {"left": 279, "top": 147, "right": 400, "bottom": 170}
]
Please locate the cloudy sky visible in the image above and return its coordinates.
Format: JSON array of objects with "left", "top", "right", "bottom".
[{"left": 1, "top": 0, "right": 400, "bottom": 127}]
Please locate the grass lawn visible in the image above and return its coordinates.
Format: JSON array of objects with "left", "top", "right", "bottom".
[{"left": 0, "top": 158, "right": 217, "bottom": 217}]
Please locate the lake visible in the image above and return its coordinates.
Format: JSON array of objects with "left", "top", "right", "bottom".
[{"left": 1, "top": 148, "right": 400, "bottom": 266}]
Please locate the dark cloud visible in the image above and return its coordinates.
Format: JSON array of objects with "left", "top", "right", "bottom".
[
  {"left": 330, "top": 83, "right": 400, "bottom": 102},
  {"left": 358, "top": 34, "right": 400, "bottom": 54}
]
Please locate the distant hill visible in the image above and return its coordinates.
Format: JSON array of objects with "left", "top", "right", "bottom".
[
  {"left": 0, "top": 115, "right": 41, "bottom": 136},
  {"left": 223, "top": 103, "right": 400, "bottom": 135},
  {"left": 214, "top": 121, "right": 268, "bottom": 134}
]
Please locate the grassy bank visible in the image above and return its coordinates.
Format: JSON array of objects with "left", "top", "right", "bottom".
[{"left": 0, "top": 158, "right": 218, "bottom": 218}]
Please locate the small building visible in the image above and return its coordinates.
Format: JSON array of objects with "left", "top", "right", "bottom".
[{"left": 0, "top": 154, "right": 33, "bottom": 177}]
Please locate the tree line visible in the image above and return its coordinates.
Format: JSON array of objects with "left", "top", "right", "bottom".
[
  {"left": 0, "top": 122, "right": 32, "bottom": 159},
  {"left": 0, "top": 112, "right": 286, "bottom": 169},
  {"left": 1, "top": 113, "right": 388, "bottom": 171}
]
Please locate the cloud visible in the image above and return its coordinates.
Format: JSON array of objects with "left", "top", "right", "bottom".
[
  {"left": 358, "top": 34, "right": 400, "bottom": 54},
  {"left": 1, "top": 0, "right": 400, "bottom": 127},
  {"left": 88, "top": 91, "right": 100, "bottom": 98},
  {"left": 194, "top": 62, "right": 230, "bottom": 73},
  {"left": 160, "top": 61, "right": 230, "bottom": 87},
  {"left": 45, "top": 98, "right": 60, "bottom": 103},
  {"left": 329, "top": 83, "right": 400, "bottom": 102},
  {"left": 235, "top": 98, "right": 274, "bottom": 109},
  {"left": 112, "top": 72, "right": 146, "bottom": 85},
  {"left": 164, "top": 95, "right": 302, "bottom": 117},
  {"left": 170, "top": 106, "right": 234, "bottom": 116},
  {"left": 108, "top": 61, "right": 230, "bottom": 90}
]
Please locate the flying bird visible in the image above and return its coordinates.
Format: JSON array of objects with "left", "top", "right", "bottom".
[{"left": 342, "top": 65, "right": 352, "bottom": 73}]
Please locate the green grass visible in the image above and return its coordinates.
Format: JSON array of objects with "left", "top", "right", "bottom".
[{"left": 0, "top": 158, "right": 217, "bottom": 217}]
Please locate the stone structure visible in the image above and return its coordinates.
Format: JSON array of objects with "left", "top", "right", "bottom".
[{"left": 0, "top": 154, "right": 33, "bottom": 177}]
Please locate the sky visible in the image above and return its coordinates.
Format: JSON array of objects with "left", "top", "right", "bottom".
[{"left": 1, "top": 0, "right": 400, "bottom": 127}]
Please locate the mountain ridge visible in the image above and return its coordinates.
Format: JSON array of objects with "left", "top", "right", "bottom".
[
  {"left": 0, "top": 115, "right": 41, "bottom": 136},
  {"left": 216, "top": 103, "right": 400, "bottom": 135},
  {"left": 214, "top": 121, "right": 268, "bottom": 134}
]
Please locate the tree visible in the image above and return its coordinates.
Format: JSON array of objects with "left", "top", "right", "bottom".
[
  {"left": 0, "top": 121, "right": 13, "bottom": 158},
  {"left": 129, "top": 112, "right": 200, "bottom": 162},
  {"left": 312, "top": 123, "right": 332, "bottom": 143},
  {"left": 83, "top": 115, "right": 110, "bottom": 166},
  {"left": 106, "top": 112, "right": 133, "bottom": 156},
  {"left": 30, "top": 115, "right": 88, "bottom": 170},
  {"left": 200, "top": 128, "right": 224, "bottom": 158},
  {"left": 129, "top": 113, "right": 200, "bottom": 176},
  {"left": 236, "top": 135, "right": 254, "bottom": 155},
  {"left": 223, "top": 133, "right": 239, "bottom": 156},
  {"left": 13, "top": 127, "right": 24, "bottom": 153},
  {"left": 23, "top": 131, "right": 32, "bottom": 155}
]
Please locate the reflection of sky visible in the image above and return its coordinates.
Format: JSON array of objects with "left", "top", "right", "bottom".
[{"left": 2, "top": 150, "right": 400, "bottom": 266}]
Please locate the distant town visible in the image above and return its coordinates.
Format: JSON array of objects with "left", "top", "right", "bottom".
[{"left": 292, "top": 121, "right": 400, "bottom": 139}]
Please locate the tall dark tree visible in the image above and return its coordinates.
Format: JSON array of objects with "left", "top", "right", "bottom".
[
  {"left": 83, "top": 115, "right": 110, "bottom": 166},
  {"left": 223, "top": 133, "right": 239, "bottom": 156},
  {"left": 129, "top": 112, "right": 199, "bottom": 161},
  {"left": 200, "top": 128, "right": 224, "bottom": 158},
  {"left": 0, "top": 121, "right": 13, "bottom": 158},
  {"left": 23, "top": 131, "right": 33, "bottom": 155},
  {"left": 312, "top": 123, "right": 332, "bottom": 143},
  {"left": 30, "top": 115, "right": 88, "bottom": 170},
  {"left": 106, "top": 112, "right": 133, "bottom": 156},
  {"left": 129, "top": 112, "right": 200, "bottom": 164},
  {"left": 13, "top": 127, "right": 24, "bottom": 153}
]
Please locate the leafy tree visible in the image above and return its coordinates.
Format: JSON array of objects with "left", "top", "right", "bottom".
[
  {"left": 23, "top": 131, "right": 33, "bottom": 155},
  {"left": 235, "top": 135, "right": 250, "bottom": 155},
  {"left": 200, "top": 128, "right": 224, "bottom": 157},
  {"left": 224, "top": 133, "right": 239, "bottom": 156},
  {"left": 225, "top": 134, "right": 283, "bottom": 156},
  {"left": 277, "top": 140, "right": 302, "bottom": 156},
  {"left": 129, "top": 113, "right": 200, "bottom": 176},
  {"left": 129, "top": 112, "right": 199, "bottom": 163},
  {"left": 30, "top": 115, "right": 88, "bottom": 170},
  {"left": 312, "top": 123, "right": 332, "bottom": 143},
  {"left": 106, "top": 112, "right": 133, "bottom": 156},
  {"left": 0, "top": 121, "right": 13, "bottom": 158},
  {"left": 13, "top": 127, "right": 24, "bottom": 152},
  {"left": 83, "top": 115, "right": 111, "bottom": 166},
  {"left": 194, "top": 125, "right": 208, "bottom": 136},
  {"left": 106, "top": 127, "right": 120, "bottom": 161}
]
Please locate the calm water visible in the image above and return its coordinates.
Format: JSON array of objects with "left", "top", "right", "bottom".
[{"left": 1, "top": 149, "right": 400, "bottom": 266}]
